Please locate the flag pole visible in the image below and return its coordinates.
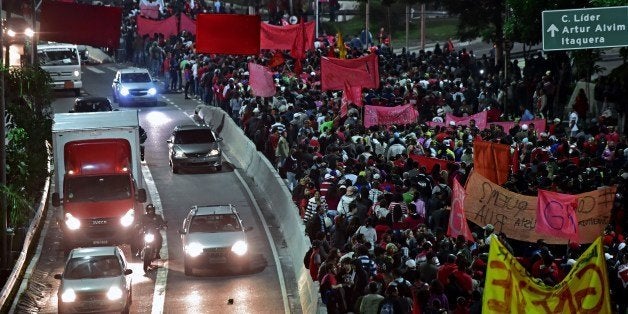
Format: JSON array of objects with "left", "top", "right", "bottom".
[{"left": 315, "top": 0, "right": 319, "bottom": 38}]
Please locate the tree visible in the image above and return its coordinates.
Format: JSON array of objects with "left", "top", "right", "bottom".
[{"left": 442, "top": 0, "right": 506, "bottom": 63}]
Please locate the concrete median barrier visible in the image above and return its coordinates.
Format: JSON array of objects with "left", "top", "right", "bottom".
[{"left": 198, "top": 106, "right": 319, "bottom": 313}]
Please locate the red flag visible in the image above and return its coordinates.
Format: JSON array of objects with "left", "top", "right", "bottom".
[
  {"left": 321, "top": 54, "right": 379, "bottom": 90},
  {"left": 40, "top": 1, "right": 122, "bottom": 49},
  {"left": 268, "top": 52, "right": 285, "bottom": 68},
  {"left": 136, "top": 16, "right": 178, "bottom": 38},
  {"left": 473, "top": 140, "right": 511, "bottom": 185},
  {"left": 196, "top": 14, "right": 260, "bottom": 55},
  {"left": 341, "top": 82, "right": 362, "bottom": 117},
  {"left": 248, "top": 63, "right": 276, "bottom": 97},
  {"left": 290, "top": 20, "right": 307, "bottom": 74},
  {"left": 260, "top": 21, "right": 315, "bottom": 51},
  {"left": 408, "top": 155, "right": 453, "bottom": 174},
  {"left": 447, "top": 179, "right": 475, "bottom": 243},
  {"left": 180, "top": 13, "right": 196, "bottom": 35},
  {"left": 536, "top": 189, "right": 579, "bottom": 240}
]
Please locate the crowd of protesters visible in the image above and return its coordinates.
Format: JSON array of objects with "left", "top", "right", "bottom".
[{"left": 111, "top": 1, "right": 628, "bottom": 313}]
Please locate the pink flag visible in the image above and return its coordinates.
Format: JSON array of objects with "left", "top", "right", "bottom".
[
  {"left": 363, "top": 104, "right": 418, "bottom": 128},
  {"left": 447, "top": 179, "right": 475, "bottom": 243},
  {"left": 536, "top": 189, "right": 579, "bottom": 240},
  {"left": 136, "top": 15, "right": 178, "bottom": 38},
  {"left": 248, "top": 62, "right": 276, "bottom": 97},
  {"left": 180, "top": 13, "right": 196, "bottom": 35},
  {"left": 341, "top": 82, "right": 362, "bottom": 117},
  {"left": 445, "top": 111, "right": 488, "bottom": 130}
]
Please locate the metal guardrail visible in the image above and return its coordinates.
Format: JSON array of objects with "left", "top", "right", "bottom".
[{"left": 0, "top": 142, "right": 52, "bottom": 312}]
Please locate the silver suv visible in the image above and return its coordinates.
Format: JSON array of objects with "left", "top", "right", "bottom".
[
  {"left": 167, "top": 125, "right": 223, "bottom": 173},
  {"left": 111, "top": 68, "right": 159, "bottom": 106},
  {"left": 54, "top": 246, "right": 133, "bottom": 313},
  {"left": 179, "top": 205, "right": 253, "bottom": 275}
]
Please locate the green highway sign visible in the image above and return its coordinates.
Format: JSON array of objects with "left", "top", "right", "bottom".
[{"left": 542, "top": 6, "right": 628, "bottom": 51}]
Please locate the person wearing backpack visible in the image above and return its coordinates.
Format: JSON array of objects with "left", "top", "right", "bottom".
[
  {"left": 319, "top": 263, "right": 343, "bottom": 313},
  {"left": 308, "top": 240, "right": 322, "bottom": 280}
]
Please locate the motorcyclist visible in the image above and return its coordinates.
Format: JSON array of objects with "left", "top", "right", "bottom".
[
  {"left": 139, "top": 125, "right": 147, "bottom": 161},
  {"left": 137, "top": 203, "right": 166, "bottom": 259}
]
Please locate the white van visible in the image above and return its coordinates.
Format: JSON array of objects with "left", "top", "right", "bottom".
[{"left": 37, "top": 43, "right": 82, "bottom": 96}]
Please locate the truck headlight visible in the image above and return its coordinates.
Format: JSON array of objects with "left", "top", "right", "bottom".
[
  {"left": 207, "top": 149, "right": 220, "bottom": 156},
  {"left": 144, "top": 233, "right": 155, "bottom": 243},
  {"left": 120, "top": 87, "right": 129, "bottom": 96},
  {"left": 231, "top": 240, "right": 248, "bottom": 256},
  {"left": 61, "top": 288, "right": 77, "bottom": 302},
  {"left": 65, "top": 213, "right": 81, "bottom": 230},
  {"left": 106, "top": 286, "right": 123, "bottom": 301},
  {"left": 185, "top": 242, "right": 203, "bottom": 257},
  {"left": 147, "top": 88, "right": 157, "bottom": 96},
  {"left": 73, "top": 70, "right": 80, "bottom": 77},
  {"left": 120, "top": 209, "right": 134, "bottom": 227}
]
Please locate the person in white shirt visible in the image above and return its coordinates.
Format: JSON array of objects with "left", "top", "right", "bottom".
[
  {"left": 355, "top": 218, "right": 377, "bottom": 248},
  {"left": 569, "top": 108, "right": 579, "bottom": 137}
]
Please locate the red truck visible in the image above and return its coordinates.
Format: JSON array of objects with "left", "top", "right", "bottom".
[{"left": 52, "top": 111, "right": 147, "bottom": 253}]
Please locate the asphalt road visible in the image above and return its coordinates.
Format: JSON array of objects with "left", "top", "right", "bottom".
[{"left": 12, "top": 63, "right": 298, "bottom": 313}]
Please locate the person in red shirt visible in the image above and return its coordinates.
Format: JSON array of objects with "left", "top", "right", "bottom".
[
  {"left": 437, "top": 254, "right": 458, "bottom": 287},
  {"left": 531, "top": 252, "right": 560, "bottom": 285}
]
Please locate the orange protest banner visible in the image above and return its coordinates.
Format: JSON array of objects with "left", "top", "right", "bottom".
[
  {"left": 473, "top": 140, "right": 511, "bottom": 185},
  {"left": 463, "top": 172, "right": 615, "bottom": 244}
]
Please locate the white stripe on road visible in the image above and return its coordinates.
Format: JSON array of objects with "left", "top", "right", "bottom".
[
  {"left": 104, "top": 65, "right": 118, "bottom": 73},
  {"left": 85, "top": 66, "right": 105, "bottom": 74},
  {"left": 141, "top": 164, "right": 169, "bottom": 314}
]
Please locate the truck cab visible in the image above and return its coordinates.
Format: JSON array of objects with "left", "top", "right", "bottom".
[{"left": 52, "top": 111, "right": 146, "bottom": 253}]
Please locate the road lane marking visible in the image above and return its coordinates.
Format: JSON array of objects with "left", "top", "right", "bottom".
[
  {"left": 141, "top": 164, "right": 169, "bottom": 314},
  {"left": 104, "top": 65, "right": 118, "bottom": 72},
  {"left": 85, "top": 66, "right": 105, "bottom": 74}
]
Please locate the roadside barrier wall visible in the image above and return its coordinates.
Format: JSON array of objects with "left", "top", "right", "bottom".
[
  {"left": 0, "top": 145, "right": 52, "bottom": 312},
  {"left": 198, "top": 106, "right": 318, "bottom": 314}
]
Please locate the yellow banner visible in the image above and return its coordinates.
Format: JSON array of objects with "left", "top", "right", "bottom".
[
  {"left": 483, "top": 237, "right": 611, "bottom": 313},
  {"left": 464, "top": 171, "right": 616, "bottom": 244}
]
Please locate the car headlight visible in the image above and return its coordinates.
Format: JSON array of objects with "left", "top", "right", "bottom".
[
  {"left": 106, "top": 286, "right": 123, "bottom": 301},
  {"left": 120, "top": 87, "right": 129, "bottom": 96},
  {"left": 231, "top": 240, "right": 248, "bottom": 256},
  {"left": 120, "top": 209, "right": 134, "bottom": 227},
  {"left": 73, "top": 70, "right": 80, "bottom": 77},
  {"left": 174, "top": 148, "right": 185, "bottom": 158},
  {"left": 185, "top": 242, "right": 203, "bottom": 257},
  {"left": 147, "top": 87, "right": 157, "bottom": 96},
  {"left": 207, "top": 149, "right": 220, "bottom": 156},
  {"left": 65, "top": 213, "right": 81, "bottom": 230},
  {"left": 144, "top": 233, "right": 155, "bottom": 243},
  {"left": 61, "top": 288, "right": 77, "bottom": 303}
]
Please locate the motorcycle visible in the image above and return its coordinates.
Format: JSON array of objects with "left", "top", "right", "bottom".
[{"left": 140, "top": 223, "right": 165, "bottom": 272}]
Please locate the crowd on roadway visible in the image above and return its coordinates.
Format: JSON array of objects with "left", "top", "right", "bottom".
[{"left": 112, "top": 1, "right": 628, "bottom": 313}]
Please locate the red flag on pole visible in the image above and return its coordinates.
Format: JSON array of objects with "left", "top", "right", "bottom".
[
  {"left": 536, "top": 189, "right": 579, "bottom": 240},
  {"left": 260, "top": 21, "right": 315, "bottom": 51},
  {"left": 290, "top": 20, "right": 307, "bottom": 74},
  {"left": 341, "top": 82, "right": 363, "bottom": 117},
  {"left": 248, "top": 63, "right": 277, "bottom": 97},
  {"left": 447, "top": 179, "right": 475, "bottom": 243}
]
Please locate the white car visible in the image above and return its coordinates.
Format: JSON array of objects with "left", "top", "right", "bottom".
[
  {"left": 111, "top": 68, "right": 159, "bottom": 106},
  {"left": 54, "top": 246, "right": 133, "bottom": 314},
  {"left": 179, "top": 204, "right": 253, "bottom": 275}
]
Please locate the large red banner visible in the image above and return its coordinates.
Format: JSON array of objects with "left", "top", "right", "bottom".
[
  {"left": 408, "top": 155, "right": 454, "bottom": 174},
  {"left": 180, "top": 13, "right": 196, "bottom": 35},
  {"left": 196, "top": 14, "right": 261, "bottom": 55},
  {"left": 320, "top": 54, "right": 380, "bottom": 91},
  {"left": 260, "top": 21, "right": 315, "bottom": 51},
  {"left": 363, "top": 104, "right": 418, "bottom": 128},
  {"left": 136, "top": 15, "right": 178, "bottom": 38},
  {"left": 40, "top": 1, "right": 122, "bottom": 49}
]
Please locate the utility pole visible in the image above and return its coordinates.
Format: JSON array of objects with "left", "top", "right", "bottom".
[
  {"left": 420, "top": 3, "right": 425, "bottom": 50},
  {"left": 32, "top": 0, "right": 37, "bottom": 66},
  {"left": 0, "top": 0, "right": 9, "bottom": 271},
  {"left": 364, "top": 0, "right": 369, "bottom": 50}
]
